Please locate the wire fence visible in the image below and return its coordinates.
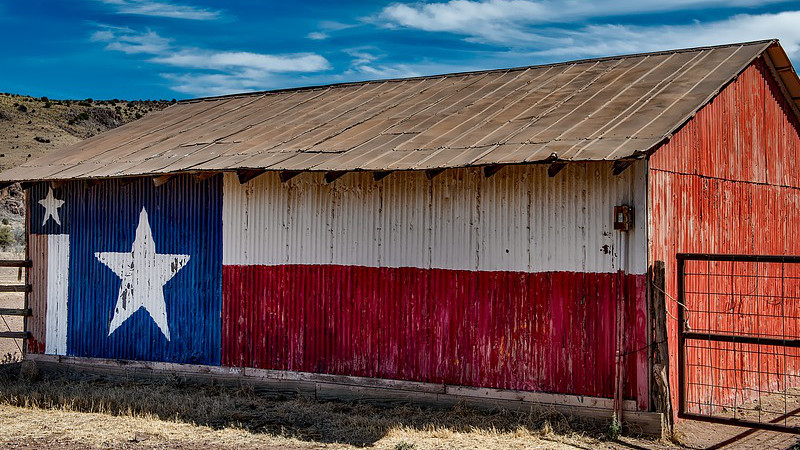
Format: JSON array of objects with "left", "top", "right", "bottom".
[{"left": 678, "top": 254, "right": 800, "bottom": 433}]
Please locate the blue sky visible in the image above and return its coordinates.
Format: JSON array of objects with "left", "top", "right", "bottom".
[{"left": 3, "top": 0, "right": 800, "bottom": 99}]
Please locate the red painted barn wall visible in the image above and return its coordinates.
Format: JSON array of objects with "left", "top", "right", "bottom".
[
  {"left": 649, "top": 56, "right": 800, "bottom": 417},
  {"left": 223, "top": 265, "right": 646, "bottom": 399},
  {"left": 222, "top": 163, "right": 651, "bottom": 407}
]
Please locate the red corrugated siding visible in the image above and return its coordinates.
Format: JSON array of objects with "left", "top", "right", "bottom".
[
  {"left": 222, "top": 265, "right": 647, "bottom": 401},
  {"left": 27, "top": 234, "right": 47, "bottom": 354},
  {"left": 649, "top": 57, "right": 800, "bottom": 418}
]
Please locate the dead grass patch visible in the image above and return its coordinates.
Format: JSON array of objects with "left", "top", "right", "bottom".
[{"left": 0, "top": 363, "right": 672, "bottom": 449}]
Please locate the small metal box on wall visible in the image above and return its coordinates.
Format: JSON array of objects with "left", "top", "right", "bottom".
[{"left": 614, "top": 205, "right": 634, "bottom": 231}]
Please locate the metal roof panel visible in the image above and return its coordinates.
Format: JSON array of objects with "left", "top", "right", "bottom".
[{"left": 2, "top": 40, "right": 791, "bottom": 182}]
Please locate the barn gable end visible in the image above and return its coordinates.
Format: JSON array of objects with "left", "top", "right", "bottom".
[{"left": 649, "top": 53, "right": 800, "bottom": 423}]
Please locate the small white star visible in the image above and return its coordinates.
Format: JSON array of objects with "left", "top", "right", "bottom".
[
  {"left": 95, "top": 207, "right": 190, "bottom": 341},
  {"left": 39, "top": 187, "right": 64, "bottom": 226}
]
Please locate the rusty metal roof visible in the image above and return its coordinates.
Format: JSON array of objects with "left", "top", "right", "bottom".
[{"left": 2, "top": 40, "right": 797, "bottom": 182}]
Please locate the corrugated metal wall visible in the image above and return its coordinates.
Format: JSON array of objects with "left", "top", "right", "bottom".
[
  {"left": 223, "top": 162, "right": 649, "bottom": 404},
  {"left": 27, "top": 175, "right": 223, "bottom": 364},
  {"left": 27, "top": 234, "right": 47, "bottom": 354},
  {"left": 649, "top": 57, "right": 800, "bottom": 417},
  {"left": 24, "top": 151, "right": 654, "bottom": 406},
  {"left": 223, "top": 164, "right": 648, "bottom": 272}
]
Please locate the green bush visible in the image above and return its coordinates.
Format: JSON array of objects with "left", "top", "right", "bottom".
[{"left": 0, "top": 225, "right": 14, "bottom": 248}]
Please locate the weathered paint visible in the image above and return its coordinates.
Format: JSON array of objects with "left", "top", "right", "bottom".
[
  {"left": 44, "top": 234, "right": 69, "bottom": 355},
  {"left": 27, "top": 234, "right": 47, "bottom": 354},
  {"left": 222, "top": 165, "right": 647, "bottom": 273},
  {"left": 649, "top": 57, "right": 800, "bottom": 418},
  {"left": 26, "top": 176, "right": 223, "bottom": 364},
  {"left": 223, "top": 265, "right": 647, "bottom": 400},
  {"left": 222, "top": 163, "right": 650, "bottom": 405}
]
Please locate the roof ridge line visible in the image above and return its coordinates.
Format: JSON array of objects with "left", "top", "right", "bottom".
[{"left": 181, "top": 40, "right": 777, "bottom": 104}]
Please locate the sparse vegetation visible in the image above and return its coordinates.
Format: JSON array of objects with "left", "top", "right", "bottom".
[
  {"left": 0, "top": 225, "right": 14, "bottom": 249},
  {"left": 608, "top": 413, "right": 622, "bottom": 440},
  {"left": 0, "top": 364, "right": 670, "bottom": 449}
]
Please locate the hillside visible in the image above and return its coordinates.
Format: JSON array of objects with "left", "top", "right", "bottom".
[{"left": 0, "top": 94, "right": 172, "bottom": 249}]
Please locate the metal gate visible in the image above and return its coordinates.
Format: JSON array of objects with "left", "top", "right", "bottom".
[{"left": 678, "top": 253, "right": 800, "bottom": 433}]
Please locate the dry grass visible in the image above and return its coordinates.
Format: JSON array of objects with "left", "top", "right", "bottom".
[
  {"left": 0, "top": 363, "right": 674, "bottom": 449},
  {"left": 0, "top": 94, "right": 170, "bottom": 172}
]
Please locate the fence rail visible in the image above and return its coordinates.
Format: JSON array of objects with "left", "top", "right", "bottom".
[{"left": 0, "top": 258, "right": 31, "bottom": 350}]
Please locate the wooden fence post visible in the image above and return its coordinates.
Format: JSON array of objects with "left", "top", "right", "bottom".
[{"left": 649, "top": 260, "right": 672, "bottom": 436}]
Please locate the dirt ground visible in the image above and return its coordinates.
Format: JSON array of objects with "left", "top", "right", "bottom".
[
  {"left": 675, "top": 419, "right": 800, "bottom": 449},
  {"left": 670, "top": 386, "right": 800, "bottom": 449}
]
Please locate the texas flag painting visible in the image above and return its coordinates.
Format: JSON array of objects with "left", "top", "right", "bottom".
[{"left": 28, "top": 176, "right": 222, "bottom": 365}]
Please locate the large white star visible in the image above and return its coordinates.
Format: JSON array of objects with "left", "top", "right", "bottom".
[
  {"left": 39, "top": 186, "right": 64, "bottom": 226},
  {"left": 95, "top": 207, "right": 190, "bottom": 341}
]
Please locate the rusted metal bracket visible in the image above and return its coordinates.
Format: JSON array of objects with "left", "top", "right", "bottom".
[
  {"left": 118, "top": 177, "right": 139, "bottom": 188},
  {"left": 85, "top": 179, "right": 103, "bottom": 189},
  {"left": 324, "top": 171, "right": 347, "bottom": 184},
  {"left": 193, "top": 171, "right": 219, "bottom": 182},
  {"left": 548, "top": 162, "right": 567, "bottom": 177},
  {"left": 425, "top": 169, "right": 445, "bottom": 180},
  {"left": 152, "top": 175, "right": 173, "bottom": 187},
  {"left": 237, "top": 169, "right": 267, "bottom": 184},
  {"left": 483, "top": 165, "right": 504, "bottom": 178},
  {"left": 373, "top": 171, "right": 393, "bottom": 181},
  {"left": 612, "top": 160, "right": 634, "bottom": 175},
  {"left": 279, "top": 171, "right": 302, "bottom": 183}
]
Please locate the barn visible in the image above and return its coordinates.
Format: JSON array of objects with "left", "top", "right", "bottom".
[{"left": 3, "top": 39, "right": 800, "bottom": 436}]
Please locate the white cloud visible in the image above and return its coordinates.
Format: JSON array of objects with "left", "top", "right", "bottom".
[
  {"left": 307, "top": 32, "right": 329, "bottom": 40},
  {"left": 345, "top": 49, "right": 379, "bottom": 65},
  {"left": 378, "top": 0, "right": 797, "bottom": 46},
  {"left": 95, "top": 0, "right": 220, "bottom": 20},
  {"left": 347, "top": 64, "right": 423, "bottom": 79},
  {"left": 161, "top": 72, "right": 271, "bottom": 96},
  {"left": 152, "top": 50, "right": 331, "bottom": 73},
  {"left": 341, "top": 48, "right": 460, "bottom": 81},
  {"left": 92, "top": 25, "right": 331, "bottom": 96},
  {"left": 319, "top": 20, "right": 356, "bottom": 31},
  {"left": 528, "top": 11, "right": 800, "bottom": 60},
  {"left": 90, "top": 26, "right": 172, "bottom": 54}
]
